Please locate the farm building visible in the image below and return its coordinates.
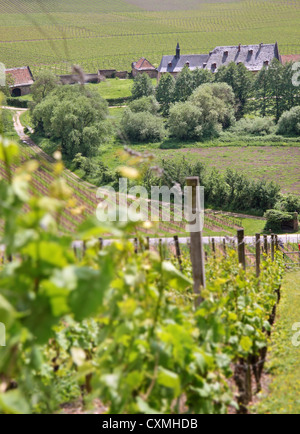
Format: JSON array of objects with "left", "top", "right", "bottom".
[
  {"left": 132, "top": 58, "right": 157, "bottom": 79},
  {"left": 5, "top": 66, "right": 34, "bottom": 96},
  {"left": 158, "top": 42, "right": 281, "bottom": 80},
  {"left": 281, "top": 54, "right": 300, "bottom": 64}
]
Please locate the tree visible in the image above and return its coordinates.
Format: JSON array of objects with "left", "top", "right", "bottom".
[
  {"left": 189, "top": 82, "right": 236, "bottom": 133},
  {"left": 131, "top": 73, "right": 155, "bottom": 100},
  {"left": 277, "top": 106, "right": 300, "bottom": 136},
  {"left": 32, "top": 85, "right": 109, "bottom": 159},
  {"left": 169, "top": 83, "right": 235, "bottom": 141},
  {"left": 168, "top": 102, "right": 203, "bottom": 140},
  {"left": 30, "top": 71, "right": 60, "bottom": 106},
  {"left": 156, "top": 73, "right": 175, "bottom": 115},
  {"left": 192, "top": 68, "right": 214, "bottom": 89},
  {"left": 282, "top": 62, "right": 300, "bottom": 112},
  {"left": 0, "top": 72, "right": 14, "bottom": 97},
  {"left": 173, "top": 65, "right": 194, "bottom": 102},
  {"left": 215, "top": 62, "right": 253, "bottom": 118},
  {"left": 267, "top": 59, "right": 285, "bottom": 122},
  {"left": 121, "top": 109, "right": 165, "bottom": 142},
  {"left": 129, "top": 95, "right": 159, "bottom": 115},
  {"left": 252, "top": 67, "right": 269, "bottom": 117}
]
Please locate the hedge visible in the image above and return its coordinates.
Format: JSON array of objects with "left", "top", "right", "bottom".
[{"left": 6, "top": 98, "right": 28, "bottom": 108}]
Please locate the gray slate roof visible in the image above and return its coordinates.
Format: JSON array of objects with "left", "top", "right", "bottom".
[
  {"left": 158, "top": 54, "right": 209, "bottom": 73},
  {"left": 158, "top": 43, "right": 280, "bottom": 74},
  {"left": 206, "top": 43, "right": 280, "bottom": 72}
]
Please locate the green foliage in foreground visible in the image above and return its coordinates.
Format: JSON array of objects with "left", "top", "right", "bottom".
[
  {"left": 0, "top": 138, "right": 285, "bottom": 414},
  {"left": 254, "top": 272, "right": 300, "bottom": 414}
]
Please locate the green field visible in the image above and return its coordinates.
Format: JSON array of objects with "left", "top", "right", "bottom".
[
  {"left": 0, "top": 0, "right": 299, "bottom": 75},
  {"left": 99, "top": 142, "right": 300, "bottom": 195}
]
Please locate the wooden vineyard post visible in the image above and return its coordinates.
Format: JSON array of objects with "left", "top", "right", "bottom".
[
  {"left": 271, "top": 234, "right": 275, "bottom": 262},
  {"left": 223, "top": 238, "right": 227, "bottom": 257},
  {"left": 263, "top": 235, "right": 268, "bottom": 255},
  {"left": 237, "top": 229, "right": 246, "bottom": 270},
  {"left": 275, "top": 235, "right": 279, "bottom": 251},
  {"left": 186, "top": 177, "right": 206, "bottom": 307},
  {"left": 146, "top": 237, "right": 150, "bottom": 251},
  {"left": 159, "top": 239, "right": 163, "bottom": 260},
  {"left": 134, "top": 238, "right": 138, "bottom": 254},
  {"left": 256, "top": 233, "right": 261, "bottom": 278},
  {"left": 212, "top": 238, "right": 216, "bottom": 259},
  {"left": 174, "top": 235, "right": 183, "bottom": 272}
]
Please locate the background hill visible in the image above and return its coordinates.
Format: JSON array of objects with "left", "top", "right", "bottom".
[{"left": 0, "top": 0, "right": 299, "bottom": 75}]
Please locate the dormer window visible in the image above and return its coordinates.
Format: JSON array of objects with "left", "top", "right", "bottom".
[
  {"left": 212, "top": 63, "right": 217, "bottom": 69},
  {"left": 224, "top": 50, "right": 229, "bottom": 56},
  {"left": 264, "top": 60, "right": 269, "bottom": 66},
  {"left": 203, "top": 63, "right": 207, "bottom": 68},
  {"left": 249, "top": 49, "right": 253, "bottom": 55},
  {"left": 168, "top": 62, "right": 172, "bottom": 68},
  {"left": 186, "top": 61, "right": 190, "bottom": 67}
]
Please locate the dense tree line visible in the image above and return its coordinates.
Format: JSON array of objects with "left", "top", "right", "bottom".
[
  {"left": 142, "top": 157, "right": 281, "bottom": 215},
  {"left": 128, "top": 60, "right": 300, "bottom": 142}
]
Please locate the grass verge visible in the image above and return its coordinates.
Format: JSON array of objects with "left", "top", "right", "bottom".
[{"left": 254, "top": 270, "right": 300, "bottom": 414}]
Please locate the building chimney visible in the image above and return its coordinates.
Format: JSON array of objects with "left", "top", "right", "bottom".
[
  {"left": 176, "top": 42, "right": 180, "bottom": 59},
  {"left": 238, "top": 44, "right": 241, "bottom": 52}
]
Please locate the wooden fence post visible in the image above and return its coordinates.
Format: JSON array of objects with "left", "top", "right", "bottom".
[
  {"left": 275, "top": 235, "right": 279, "bottom": 251},
  {"left": 271, "top": 234, "right": 275, "bottom": 261},
  {"left": 237, "top": 229, "right": 246, "bottom": 270},
  {"left": 212, "top": 238, "right": 216, "bottom": 258},
  {"left": 263, "top": 235, "right": 268, "bottom": 255},
  {"left": 186, "top": 177, "right": 206, "bottom": 307},
  {"left": 174, "top": 235, "right": 183, "bottom": 272},
  {"left": 159, "top": 238, "right": 163, "bottom": 260},
  {"left": 146, "top": 237, "right": 150, "bottom": 251},
  {"left": 256, "top": 233, "right": 261, "bottom": 278},
  {"left": 223, "top": 238, "right": 227, "bottom": 257},
  {"left": 134, "top": 238, "right": 138, "bottom": 254}
]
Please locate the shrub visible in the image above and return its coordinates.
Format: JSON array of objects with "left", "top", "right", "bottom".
[
  {"left": 230, "top": 117, "right": 276, "bottom": 136},
  {"left": 168, "top": 102, "right": 204, "bottom": 140},
  {"left": 189, "top": 82, "right": 236, "bottom": 133},
  {"left": 264, "top": 209, "right": 296, "bottom": 232},
  {"left": 277, "top": 106, "right": 300, "bottom": 136},
  {"left": 169, "top": 82, "right": 235, "bottom": 140},
  {"left": 275, "top": 194, "right": 300, "bottom": 213},
  {"left": 121, "top": 109, "right": 165, "bottom": 142},
  {"left": 129, "top": 96, "right": 159, "bottom": 115}
]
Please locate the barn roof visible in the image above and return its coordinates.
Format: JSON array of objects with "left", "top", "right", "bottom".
[
  {"left": 158, "top": 43, "right": 281, "bottom": 74},
  {"left": 281, "top": 54, "right": 300, "bottom": 64},
  {"left": 133, "top": 58, "right": 156, "bottom": 71},
  {"left": 5, "top": 66, "right": 34, "bottom": 87},
  {"left": 205, "top": 43, "right": 280, "bottom": 72},
  {"left": 158, "top": 54, "right": 209, "bottom": 73}
]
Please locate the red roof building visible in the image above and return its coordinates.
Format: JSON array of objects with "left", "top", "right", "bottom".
[
  {"left": 132, "top": 58, "right": 157, "bottom": 79},
  {"left": 5, "top": 66, "right": 34, "bottom": 97},
  {"left": 281, "top": 54, "right": 300, "bottom": 64}
]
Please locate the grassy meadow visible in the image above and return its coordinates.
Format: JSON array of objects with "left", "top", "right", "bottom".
[{"left": 0, "top": 0, "right": 299, "bottom": 74}]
